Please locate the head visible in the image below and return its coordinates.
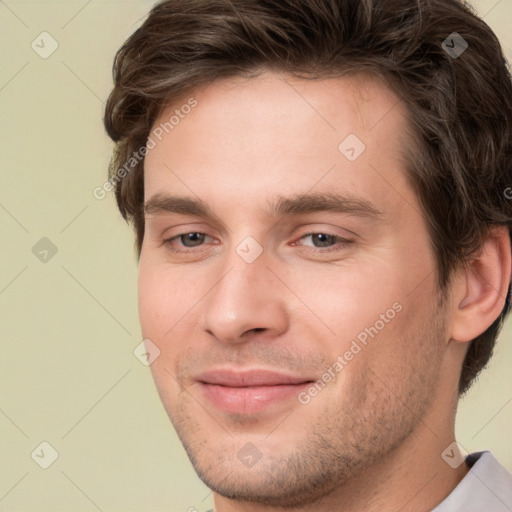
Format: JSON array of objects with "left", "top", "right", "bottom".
[{"left": 104, "top": 0, "right": 512, "bottom": 507}]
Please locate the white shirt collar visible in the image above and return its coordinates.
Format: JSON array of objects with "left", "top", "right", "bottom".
[{"left": 432, "top": 451, "right": 512, "bottom": 511}]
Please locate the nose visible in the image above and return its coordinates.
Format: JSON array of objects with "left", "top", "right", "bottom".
[{"left": 202, "top": 245, "right": 289, "bottom": 344}]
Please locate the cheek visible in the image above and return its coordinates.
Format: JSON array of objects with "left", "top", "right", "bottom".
[
  {"left": 288, "top": 263, "right": 407, "bottom": 341},
  {"left": 137, "top": 262, "right": 191, "bottom": 410},
  {"left": 137, "top": 263, "right": 163, "bottom": 339},
  {"left": 137, "top": 260, "right": 189, "bottom": 334}
]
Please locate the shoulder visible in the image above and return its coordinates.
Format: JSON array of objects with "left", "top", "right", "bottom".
[{"left": 433, "top": 451, "right": 512, "bottom": 512}]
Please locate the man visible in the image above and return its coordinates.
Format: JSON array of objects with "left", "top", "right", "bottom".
[{"left": 103, "top": 0, "right": 512, "bottom": 510}]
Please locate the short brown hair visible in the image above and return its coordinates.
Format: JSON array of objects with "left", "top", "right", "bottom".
[{"left": 104, "top": 0, "right": 512, "bottom": 395}]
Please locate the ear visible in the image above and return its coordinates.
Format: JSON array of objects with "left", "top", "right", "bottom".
[{"left": 448, "top": 226, "right": 512, "bottom": 343}]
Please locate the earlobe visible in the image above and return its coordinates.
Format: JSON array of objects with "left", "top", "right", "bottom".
[{"left": 449, "top": 226, "right": 512, "bottom": 343}]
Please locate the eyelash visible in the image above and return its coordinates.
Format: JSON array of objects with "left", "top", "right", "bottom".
[
  {"left": 163, "top": 232, "right": 353, "bottom": 254},
  {"left": 294, "top": 232, "right": 353, "bottom": 252}
]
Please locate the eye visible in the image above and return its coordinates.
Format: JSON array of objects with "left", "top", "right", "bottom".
[
  {"left": 163, "top": 231, "right": 353, "bottom": 255},
  {"left": 294, "top": 232, "right": 353, "bottom": 252},
  {"left": 164, "top": 232, "right": 215, "bottom": 252}
]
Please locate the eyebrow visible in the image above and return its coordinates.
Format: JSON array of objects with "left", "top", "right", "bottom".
[{"left": 144, "top": 191, "right": 383, "bottom": 220}]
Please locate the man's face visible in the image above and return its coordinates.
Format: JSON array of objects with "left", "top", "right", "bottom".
[{"left": 138, "top": 72, "right": 448, "bottom": 506}]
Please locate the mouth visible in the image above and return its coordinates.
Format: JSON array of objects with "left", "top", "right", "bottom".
[{"left": 195, "top": 369, "right": 315, "bottom": 415}]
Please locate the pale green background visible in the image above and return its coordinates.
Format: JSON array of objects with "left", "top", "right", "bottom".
[{"left": 1, "top": 1, "right": 511, "bottom": 511}]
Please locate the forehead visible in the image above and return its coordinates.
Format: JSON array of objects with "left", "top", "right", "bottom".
[
  {"left": 143, "top": 71, "right": 414, "bottom": 220},
  {"left": 151, "top": 70, "right": 407, "bottom": 139}
]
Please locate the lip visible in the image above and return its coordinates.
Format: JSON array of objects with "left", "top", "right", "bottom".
[
  {"left": 197, "top": 369, "right": 314, "bottom": 387},
  {"left": 195, "top": 369, "right": 315, "bottom": 415}
]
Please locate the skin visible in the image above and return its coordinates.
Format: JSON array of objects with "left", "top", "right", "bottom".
[{"left": 137, "top": 71, "right": 511, "bottom": 511}]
